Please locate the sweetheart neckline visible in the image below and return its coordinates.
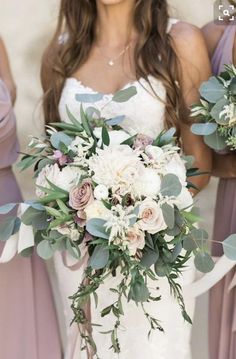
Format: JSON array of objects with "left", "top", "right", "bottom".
[{"left": 66, "top": 75, "right": 155, "bottom": 97}]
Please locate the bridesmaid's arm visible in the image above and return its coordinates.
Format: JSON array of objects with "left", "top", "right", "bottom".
[
  {"left": 212, "top": 153, "right": 236, "bottom": 178},
  {"left": 0, "top": 37, "right": 16, "bottom": 104},
  {"left": 171, "top": 22, "right": 212, "bottom": 193}
]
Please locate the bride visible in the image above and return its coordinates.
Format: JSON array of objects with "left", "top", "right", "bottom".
[{"left": 41, "top": 0, "right": 212, "bottom": 358}]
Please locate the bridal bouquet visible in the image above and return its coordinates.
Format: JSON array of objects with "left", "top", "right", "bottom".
[
  {"left": 0, "top": 87, "right": 216, "bottom": 355},
  {"left": 191, "top": 64, "right": 236, "bottom": 151}
]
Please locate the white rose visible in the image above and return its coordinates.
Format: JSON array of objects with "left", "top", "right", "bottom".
[
  {"left": 176, "top": 187, "right": 193, "bottom": 211},
  {"left": 134, "top": 168, "right": 161, "bottom": 198},
  {"left": 94, "top": 128, "right": 130, "bottom": 147},
  {"left": 145, "top": 145, "right": 164, "bottom": 160},
  {"left": 36, "top": 164, "right": 60, "bottom": 198},
  {"left": 126, "top": 225, "right": 145, "bottom": 256},
  {"left": 84, "top": 200, "right": 111, "bottom": 221},
  {"left": 138, "top": 198, "right": 167, "bottom": 234},
  {"left": 165, "top": 154, "right": 187, "bottom": 185},
  {"left": 94, "top": 184, "right": 109, "bottom": 200},
  {"left": 56, "top": 166, "right": 80, "bottom": 192}
]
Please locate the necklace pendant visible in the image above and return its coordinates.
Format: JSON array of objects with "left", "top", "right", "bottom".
[{"left": 108, "top": 60, "right": 114, "bottom": 66}]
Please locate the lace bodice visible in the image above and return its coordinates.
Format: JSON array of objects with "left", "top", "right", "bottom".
[{"left": 59, "top": 19, "right": 179, "bottom": 138}]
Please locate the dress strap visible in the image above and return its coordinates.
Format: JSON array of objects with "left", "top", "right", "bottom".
[
  {"left": 212, "top": 25, "right": 236, "bottom": 75},
  {"left": 167, "top": 18, "right": 179, "bottom": 33}
]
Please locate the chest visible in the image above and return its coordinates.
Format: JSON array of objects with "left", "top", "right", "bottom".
[{"left": 59, "top": 76, "right": 167, "bottom": 139}]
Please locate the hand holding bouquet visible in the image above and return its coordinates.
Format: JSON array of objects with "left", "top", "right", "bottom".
[{"left": 1, "top": 87, "right": 235, "bottom": 355}]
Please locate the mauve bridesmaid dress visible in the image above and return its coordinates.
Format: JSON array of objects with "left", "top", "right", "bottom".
[
  {"left": 0, "top": 79, "right": 62, "bottom": 359},
  {"left": 209, "top": 26, "right": 236, "bottom": 359}
]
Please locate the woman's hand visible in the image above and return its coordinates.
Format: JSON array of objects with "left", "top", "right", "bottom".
[
  {"left": 0, "top": 37, "right": 17, "bottom": 104},
  {"left": 170, "top": 22, "right": 213, "bottom": 193}
]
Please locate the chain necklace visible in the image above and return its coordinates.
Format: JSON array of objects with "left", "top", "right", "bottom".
[{"left": 97, "top": 42, "right": 131, "bottom": 67}]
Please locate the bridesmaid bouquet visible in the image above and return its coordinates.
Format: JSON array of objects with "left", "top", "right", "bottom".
[
  {"left": 191, "top": 64, "right": 236, "bottom": 151},
  {"left": 0, "top": 87, "right": 219, "bottom": 355}
]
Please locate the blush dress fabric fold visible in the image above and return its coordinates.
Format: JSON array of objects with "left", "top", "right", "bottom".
[
  {"left": 0, "top": 79, "right": 62, "bottom": 359},
  {"left": 209, "top": 25, "right": 236, "bottom": 359}
]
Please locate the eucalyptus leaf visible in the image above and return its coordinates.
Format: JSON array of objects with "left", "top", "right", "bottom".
[
  {"left": 12, "top": 217, "right": 21, "bottom": 235},
  {"left": 86, "top": 218, "right": 110, "bottom": 239},
  {"left": 183, "top": 234, "right": 198, "bottom": 251},
  {"left": 191, "top": 122, "right": 218, "bottom": 136},
  {"left": 75, "top": 93, "right": 104, "bottom": 103},
  {"left": 0, "top": 217, "right": 16, "bottom": 241},
  {"left": 160, "top": 174, "right": 182, "bottom": 197},
  {"left": 21, "top": 207, "right": 48, "bottom": 230},
  {"left": 161, "top": 203, "right": 175, "bottom": 229},
  {"left": 199, "top": 77, "right": 227, "bottom": 103},
  {"left": 204, "top": 131, "right": 227, "bottom": 151},
  {"left": 105, "top": 115, "right": 125, "bottom": 126},
  {"left": 0, "top": 203, "right": 17, "bottom": 215},
  {"left": 194, "top": 252, "right": 215, "bottom": 273},
  {"left": 229, "top": 77, "right": 236, "bottom": 94},
  {"left": 128, "top": 276, "right": 150, "bottom": 303},
  {"left": 37, "top": 240, "right": 54, "bottom": 260},
  {"left": 158, "top": 127, "right": 176, "bottom": 146},
  {"left": 88, "top": 245, "right": 109, "bottom": 269},
  {"left": 50, "top": 132, "right": 72, "bottom": 150},
  {"left": 66, "top": 239, "right": 81, "bottom": 259},
  {"left": 112, "top": 86, "right": 137, "bottom": 103},
  {"left": 223, "top": 234, "right": 236, "bottom": 260},
  {"left": 172, "top": 243, "right": 182, "bottom": 261},
  {"left": 154, "top": 260, "right": 172, "bottom": 277},
  {"left": 140, "top": 248, "right": 159, "bottom": 268},
  {"left": 210, "top": 97, "right": 229, "bottom": 124}
]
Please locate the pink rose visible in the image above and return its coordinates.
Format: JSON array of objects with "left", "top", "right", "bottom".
[
  {"left": 133, "top": 134, "right": 153, "bottom": 150},
  {"left": 69, "top": 180, "right": 94, "bottom": 211}
]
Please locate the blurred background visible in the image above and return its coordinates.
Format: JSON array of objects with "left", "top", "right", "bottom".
[{"left": 0, "top": 1, "right": 218, "bottom": 358}]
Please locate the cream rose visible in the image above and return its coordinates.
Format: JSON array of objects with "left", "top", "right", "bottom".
[
  {"left": 126, "top": 225, "right": 145, "bottom": 256},
  {"left": 138, "top": 198, "right": 167, "bottom": 234},
  {"left": 84, "top": 200, "right": 111, "bottom": 221},
  {"left": 69, "top": 180, "right": 94, "bottom": 211}
]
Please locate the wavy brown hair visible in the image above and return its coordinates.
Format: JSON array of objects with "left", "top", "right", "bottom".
[{"left": 41, "top": 0, "right": 186, "bottom": 136}]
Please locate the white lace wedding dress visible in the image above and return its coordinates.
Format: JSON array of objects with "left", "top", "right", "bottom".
[{"left": 54, "top": 19, "right": 196, "bottom": 359}]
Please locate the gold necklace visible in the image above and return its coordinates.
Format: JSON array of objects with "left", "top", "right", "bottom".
[{"left": 97, "top": 43, "right": 131, "bottom": 67}]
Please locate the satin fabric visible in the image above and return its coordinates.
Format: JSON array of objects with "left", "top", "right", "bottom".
[
  {"left": 0, "top": 79, "right": 62, "bottom": 359},
  {"left": 209, "top": 25, "right": 236, "bottom": 359}
]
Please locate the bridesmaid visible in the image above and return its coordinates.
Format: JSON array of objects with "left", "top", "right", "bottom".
[
  {"left": 0, "top": 37, "right": 62, "bottom": 359},
  {"left": 202, "top": 15, "right": 236, "bottom": 359}
]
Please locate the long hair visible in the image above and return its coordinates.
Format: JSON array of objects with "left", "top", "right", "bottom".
[{"left": 41, "top": 0, "right": 186, "bottom": 136}]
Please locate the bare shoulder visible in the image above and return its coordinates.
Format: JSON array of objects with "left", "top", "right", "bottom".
[
  {"left": 201, "top": 21, "right": 225, "bottom": 56},
  {"left": 169, "top": 21, "right": 208, "bottom": 58}
]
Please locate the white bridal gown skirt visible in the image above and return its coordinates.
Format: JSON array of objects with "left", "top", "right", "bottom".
[{"left": 53, "top": 253, "right": 195, "bottom": 359}]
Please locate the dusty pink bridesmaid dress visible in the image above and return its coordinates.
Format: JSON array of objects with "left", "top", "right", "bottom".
[
  {"left": 209, "top": 25, "right": 236, "bottom": 359},
  {"left": 0, "top": 79, "right": 62, "bottom": 359}
]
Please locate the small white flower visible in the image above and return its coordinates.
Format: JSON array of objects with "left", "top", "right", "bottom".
[
  {"left": 56, "top": 223, "right": 80, "bottom": 241},
  {"left": 165, "top": 153, "right": 187, "bottom": 186},
  {"left": 134, "top": 168, "right": 161, "bottom": 198},
  {"left": 94, "top": 184, "right": 109, "bottom": 200},
  {"left": 145, "top": 145, "right": 164, "bottom": 160}
]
